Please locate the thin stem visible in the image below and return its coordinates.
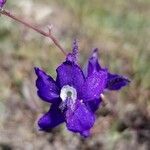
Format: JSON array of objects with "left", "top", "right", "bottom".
[{"left": 0, "top": 9, "right": 67, "bottom": 56}]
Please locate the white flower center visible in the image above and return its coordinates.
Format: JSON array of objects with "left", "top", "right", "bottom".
[{"left": 60, "top": 85, "right": 77, "bottom": 103}]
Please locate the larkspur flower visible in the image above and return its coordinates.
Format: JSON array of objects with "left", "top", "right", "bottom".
[
  {"left": 35, "top": 40, "right": 130, "bottom": 137},
  {"left": 0, "top": 0, "right": 6, "bottom": 8}
]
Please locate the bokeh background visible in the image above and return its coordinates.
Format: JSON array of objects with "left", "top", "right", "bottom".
[{"left": 0, "top": 0, "right": 150, "bottom": 150}]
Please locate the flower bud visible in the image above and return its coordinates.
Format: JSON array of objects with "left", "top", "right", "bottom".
[{"left": 0, "top": 0, "right": 6, "bottom": 8}]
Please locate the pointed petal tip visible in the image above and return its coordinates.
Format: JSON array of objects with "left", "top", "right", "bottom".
[
  {"left": 87, "top": 48, "right": 102, "bottom": 76},
  {"left": 106, "top": 73, "right": 131, "bottom": 90},
  {"left": 93, "top": 48, "right": 98, "bottom": 53},
  {"left": 34, "top": 67, "right": 47, "bottom": 78},
  {"left": 34, "top": 67, "right": 39, "bottom": 73},
  {"left": 80, "top": 130, "right": 91, "bottom": 138},
  {"left": 34, "top": 67, "right": 39, "bottom": 70},
  {"left": 123, "top": 77, "right": 131, "bottom": 86},
  {"left": 118, "top": 75, "right": 131, "bottom": 83},
  {"left": 91, "top": 48, "right": 99, "bottom": 57}
]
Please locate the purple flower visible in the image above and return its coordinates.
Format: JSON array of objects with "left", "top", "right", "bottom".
[
  {"left": 35, "top": 40, "right": 130, "bottom": 137},
  {"left": 0, "top": 0, "right": 6, "bottom": 8}
]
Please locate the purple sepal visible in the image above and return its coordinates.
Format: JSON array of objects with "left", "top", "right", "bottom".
[
  {"left": 66, "top": 100, "right": 95, "bottom": 137},
  {"left": 106, "top": 73, "right": 130, "bottom": 90},
  {"left": 35, "top": 67, "right": 60, "bottom": 103},
  {"left": 88, "top": 48, "right": 101, "bottom": 76},
  {"left": 56, "top": 61, "right": 85, "bottom": 91},
  {"left": 38, "top": 104, "right": 64, "bottom": 131},
  {"left": 81, "top": 70, "right": 107, "bottom": 101}
]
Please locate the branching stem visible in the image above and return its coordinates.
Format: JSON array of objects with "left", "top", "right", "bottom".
[{"left": 0, "top": 9, "right": 67, "bottom": 56}]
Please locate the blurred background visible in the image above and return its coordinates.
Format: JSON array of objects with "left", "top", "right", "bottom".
[{"left": 0, "top": 0, "right": 150, "bottom": 149}]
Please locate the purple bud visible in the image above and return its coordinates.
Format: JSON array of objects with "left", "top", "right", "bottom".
[{"left": 0, "top": 0, "right": 6, "bottom": 8}]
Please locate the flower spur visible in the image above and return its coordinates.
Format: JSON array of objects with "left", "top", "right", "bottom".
[{"left": 35, "top": 40, "right": 130, "bottom": 137}]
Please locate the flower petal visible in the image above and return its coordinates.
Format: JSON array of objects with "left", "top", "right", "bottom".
[
  {"left": 106, "top": 73, "right": 130, "bottom": 90},
  {"left": 66, "top": 100, "right": 95, "bottom": 136},
  {"left": 35, "top": 67, "right": 60, "bottom": 103},
  {"left": 85, "top": 98, "right": 102, "bottom": 112},
  {"left": 81, "top": 70, "right": 107, "bottom": 101},
  {"left": 56, "top": 61, "right": 85, "bottom": 91},
  {"left": 38, "top": 104, "right": 64, "bottom": 131},
  {"left": 87, "top": 48, "right": 101, "bottom": 76}
]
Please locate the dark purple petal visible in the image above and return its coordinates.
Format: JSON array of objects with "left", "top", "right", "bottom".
[
  {"left": 56, "top": 61, "right": 85, "bottom": 92},
  {"left": 35, "top": 67, "right": 60, "bottom": 103},
  {"left": 67, "top": 39, "right": 78, "bottom": 63},
  {"left": 81, "top": 70, "right": 107, "bottom": 101},
  {"left": 38, "top": 104, "right": 64, "bottom": 131},
  {"left": 0, "top": 0, "right": 6, "bottom": 8},
  {"left": 85, "top": 98, "right": 102, "bottom": 112},
  {"left": 87, "top": 48, "right": 101, "bottom": 76},
  {"left": 106, "top": 73, "right": 130, "bottom": 90},
  {"left": 66, "top": 100, "right": 95, "bottom": 136}
]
